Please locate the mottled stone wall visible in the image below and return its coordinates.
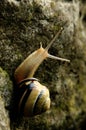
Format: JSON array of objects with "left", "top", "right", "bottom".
[{"left": 0, "top": 0, "right": 86, "bottom": 130}]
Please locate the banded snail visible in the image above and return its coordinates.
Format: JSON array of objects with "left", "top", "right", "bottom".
[{"left": 14, "top": 28, "right": 70, "bottom": 117}]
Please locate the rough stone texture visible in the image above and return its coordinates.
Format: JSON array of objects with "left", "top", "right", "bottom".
[
  {"left": 0, "top": 0, "right": 86, "bottom": 130},
  {"left": 0, "top": 67, "right": 12, "bottom": 130},
  {"left": 0, "top": 96, "right": 10, "bottom": 130}
]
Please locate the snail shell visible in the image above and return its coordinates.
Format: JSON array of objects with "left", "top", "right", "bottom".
[
  {"left": 14, "top": 28, "right": 70, "bottom": 117},
  {"left": 18, "top": 78, "right": 50, "bottom": 117}
]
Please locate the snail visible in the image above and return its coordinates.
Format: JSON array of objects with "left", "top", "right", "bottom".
[{"left": 14, "top": 28, "right": 70, "bottom": 117}]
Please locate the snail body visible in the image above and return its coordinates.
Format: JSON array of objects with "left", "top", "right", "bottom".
[{"left": 14, "top": 28, "right": 70, "bottom": 117}]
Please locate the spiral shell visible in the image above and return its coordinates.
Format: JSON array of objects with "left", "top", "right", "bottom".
[{"left": 18, "top": 78, "right": 50, "bottom": 117}]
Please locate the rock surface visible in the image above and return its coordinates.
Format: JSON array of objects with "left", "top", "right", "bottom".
[
  {"left": 0, "top": 0, "right": 86, "bottom": 130},
  {"left": 0, "top": 67, "right": 12, "bottom": 130}
]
